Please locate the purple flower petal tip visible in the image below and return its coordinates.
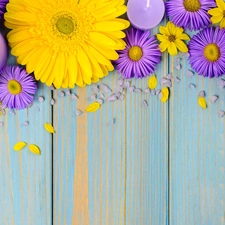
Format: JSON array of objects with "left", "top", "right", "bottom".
[{"left": 0, "top": 33, "right": 8, "bottom": 70}]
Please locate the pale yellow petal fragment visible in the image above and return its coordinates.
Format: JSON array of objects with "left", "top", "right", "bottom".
[
  {"left": 148, "top": 75, "right": 157, "bottom": 90},
  {"left": 14, "top": 142, "right": 27, "bottom": 151},
  {"left": 86, "top": 102, "right": 101, "bottom": 113},
  {"left": 29, "top": 144, "right": 41, "bottom": 155},
  {"left": 198, "top": 97, "right": 207, "bottom": 109},
  {"left": 161, "top": 87, "right": 169, "bottom": 103},
  {"left": 44, "top": 123, "right": 55, "bottom": 134}
]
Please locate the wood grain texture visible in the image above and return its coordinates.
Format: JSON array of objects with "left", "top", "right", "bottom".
[
  {"left": 0, "top": 83, "right": 53, "bottom": 225},
  {"left": 169, "top": 49, "right": 225, "bottom": 224},
  {"left": 53, "top": 35, "right": 169, "bottom": 225}
]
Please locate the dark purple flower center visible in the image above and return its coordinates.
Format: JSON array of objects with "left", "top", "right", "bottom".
[
  {"left": 168, "top": 35, "right": 176, "bottom": 42},
  {"left": 204, "top": 43, "right": 220, "bottom": 62},
  {"left": 183, "top": 0, "right": 201, "bottom": 12},
  {"left": 128, "top": 46, "right": 143, "bottom": 61},
  {"left": 7, "top": 80, "right": 22, "bottom": 95}
]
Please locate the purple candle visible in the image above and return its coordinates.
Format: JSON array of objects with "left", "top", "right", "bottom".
[
  {"left": 0, "top": 33, "right": 7, "bottom": 69},
  {"left": 127, "top": 0, "right": 165, "bottom": 30}
]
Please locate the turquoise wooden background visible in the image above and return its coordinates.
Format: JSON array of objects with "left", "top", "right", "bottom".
[{"left": 1, "top": 15, "right": 225, "bottom": 225}]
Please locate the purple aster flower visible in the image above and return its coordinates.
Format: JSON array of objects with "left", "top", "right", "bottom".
[
  {"left": 0, "top": 0, "right": 8, "bottom": 18},
  {"left": 188, "top": 27, "right": 225, "bottom": 78},
  {"left": 166, "top": 0, "right": 216, "bottom": 31},
  {"left": 0, "top": 66, "right": 37, "bottom": 110},
  {"left": 114, "top": 27, "right": 161, "bottom": 79}
]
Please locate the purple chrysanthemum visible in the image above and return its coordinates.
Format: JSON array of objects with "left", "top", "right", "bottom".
[
  {"left": 166, "top": 0, "right": 216, "bottom": 31},
  {"left": 0, "top": 0, "right": 8, "bottom": 18},
  {"left": 188, "top": 27, "right": 225, "bottom": 78},
  {"left": 114, "top": 28, "right": 161, "bottom": 79},
  {"left": 0, "top": 66, "right": 37, "bottom": 110}
]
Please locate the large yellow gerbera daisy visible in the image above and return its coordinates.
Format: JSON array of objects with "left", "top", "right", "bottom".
[
  {"left": 4, "top": 0, "right": 130, "bottom": 89},
  {"left": 157, "top": 21, "right": 190, "bottom": 56},
  {"left": 208, "top": 0, "right": 225, "bottom": 28}
]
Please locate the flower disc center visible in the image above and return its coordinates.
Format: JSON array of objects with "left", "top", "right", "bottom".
[
  {"left": 168, "top": 35, "right": 176, "bottom": 42},
  {"left": 128, "top": 46, "right": 143, "bottom": 61},
  {"left": 183, "top": 0, "right": 201, "bottom": 12},
  {"left": 204, "top": 43, "right": 220, "bottom": 62},
  {"left": 8, "top": 80, "right": 22, "bottom": 95},
  {"left": 223, "top": 10, "right": 225, "bottom": 17},
  {"left": 56, "top": 17, "right": 75, "bottom": 35}
]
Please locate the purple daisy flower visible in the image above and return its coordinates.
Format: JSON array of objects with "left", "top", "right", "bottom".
[
  {"left": 0, "top": 0, "right": 8, "bottom": 18},
  {"left": 188, "top": 27, "right": 225, "bottom": 78},
  {"left": 166, "top": 0, "right": 216, "bottom": 31},
  {"left": 0, "top": 66, "right": 37, "bottom": 110},
  {"left": 114, "top": 28, "right": 161, "bottom": 79}
]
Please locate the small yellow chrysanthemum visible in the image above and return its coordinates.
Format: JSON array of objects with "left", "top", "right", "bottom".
[
  {"left": 5, "top": 0, "right": 130, "bottom": 89},
  {"left": 157, "top": 22, "right": 190, "bottom": 56},
  {"left": 208, "top": 0, "right": 225, "bottom": 28}
]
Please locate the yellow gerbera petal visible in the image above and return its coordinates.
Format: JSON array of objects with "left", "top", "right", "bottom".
[
  {"left": 208, "top": 8, "right": 223, "bottom": 16},
  {"left": 198, "top": 97, "right": 207, "bottom": 109},
  {"left": 44, "top": 123, "right": 55, "bottom": 134},
  {"left": 86, "top": 102, "right": 101, "bottom": 113},
  {"left": 14, "top": 142, "right": 27, "bottom": 151},
  {"left": 168, "top": 42, "right": 177, "bottom": 56},
  {"left": 148, "top": 75, "right": 157, "bottom": 90},
  {"left": 28, "top": 144, "right": 41, "bottom": 155},
  {"left": 175, "top": 40, "right": 188, "bottom": 53},
  {"left": 216, "top": 0, "right": 225, "bottom": 10},
  {"left": 220, "top": 17, "right": 225, "bottom": 27},
  {"left": 211, "top": 14, "right": 224, "bottom": 24}
]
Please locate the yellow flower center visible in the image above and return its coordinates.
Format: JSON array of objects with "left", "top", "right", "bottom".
[
  {"left": 7, "top": 80, "right": 22, "bottom": 95},
  {"left": 183, "top": 0, "right": 201, "bottom": 12},
  {"left": 204, "top": 43, "right": 220, "bottom": 62},
  {"left": 168, "top": 35, "right": 176, "bottom": 42},
  {"left": 128, "top": 46, "right": 143, "bottom": 61},
  {"left": 37, "top": 4, "right": 95, "bottom": 54},
  {"left": 223, "top": 10, "right": 225, "bottom": 17},
  {"left": 56, "top": 17, "right": 75, "bottom": 35}
]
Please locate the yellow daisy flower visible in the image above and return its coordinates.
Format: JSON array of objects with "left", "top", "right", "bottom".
[
  {"left": 156, "top": 21, "right": 190, "bottom": 56},
  {"left": 208, "top": 0, "right": 225, "bottom": 28},
  {"left": 4, "top": 0, "right": 130, "bottom": 89}
]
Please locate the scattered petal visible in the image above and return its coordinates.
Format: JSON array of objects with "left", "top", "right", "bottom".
[
  {"left": 108, "top": 118, "right": 115, "bottom": 126},
  {"left": 174, "top": 77, "right": 181, "bottom": 82},
  {"left": 198, "top": 96, "right": 207, "bottom": 109},
  {"left": 160, "top": 87, "right": 169, "bottom": 103},
  {"left": 210, "top": 95, "right": 218, "bottom": 103},
  {"left": 161, "top": 77, "right": 169, "bottom": 85},
  {"left": 116, "top": 86, "right": 124, "bottom": 93},
  {"left": 218, "top": 79, "right": 225, "bottom": 89},
  {"left": 187, "top": 70, "right": 194, "bottom": 77},
  {"left": 123, "top": 81, "right": 131, "bottom": 88},
  {"left": 103, "top": 86, "right": 112, "bottom": 93},
  {"left": 50, "top": 98, "right": 55, "bottom": 105},
  {"left": 189, "top": 83, "right": 196, "bottom": 89},
  {"left": 175, "top": 64, "right": 181, "bottom": 70},
  {"left": 148, "top": 75, "right": 158, "bottom": 90},
  {"left": 75, "top": 109, "right": 82, "bottom": 116},
  {"left": 86, "top": 102, "right": 101, "bottom": 112},
  {"left": 93, "top": 85, "right": 100, "bottom": 93},
  {"left": 96, "top": 98, "right": 104, "bottom": 105},
  {"left": 156, "top": 89, "right": 161, "bottom": 95},
  {"left": 151, "top": 90, "right": 156, "bottom": 96},
  {"left": 14, "top": 142, "right": 27, "bottom": 151},
  {"left": 117, "top": 79, "right": 124, "bottom": 86},
  {"left": 100, "top": 93, "right": 105, "bottom": 99},
  {"left": 199, "top": 90, "right": 206, "bottom": 97},
  {"left": 9, "top": 109, "right": 16, "bottom": 115},
  {"left": 23, "top": 121, "right": 29, "bottom": 126},
  {"left": 0, "top": 108, "right": 6, "bottom": 116},
  {"left": 38, "top": 96, "right": 45, "bottom": 102},
  {"left": 128, "top": 85, "right": 135, "bottom": 92},
  {"left": 134, "top": 88, "right": 142, "bottom": 93},
  {"left": 44, "top": 123, "right": 55, "bottom": 133},
  {"left": 66, "top": 90, "right": 71, "bottom": 95},
  {"left": 71, "top": 93, "right": 78, "bottom": 100},
  {"left": 166, "top": 73, "right": 173, "bottom": 80},
  {"left": 176, "top": 57, "right": 181, "bottom": 63},
  {"left": 119, "top": 94, "right": 124, "bottom": 101},
  {"left": 29, "top": 144, "right": 41, "bottom": 155},
  {"left": 141, "top": 100, "right": 148, "bottom": 107},
  {"left": 218, "top": 110, "right": 225, "bottom": 118},
  {"left": 0, "top": 122, "right": 4, "bottom": 127},
  {"left": 50, "top": 85, "right": 55, "bottom": 90},
  {"left": 90, "top": 94, "right": 97, "bottom": 100},
  {"left": 108, "top": 93, "right": 118, "bottom": 102},
  {"left": 35, "top": 106, "right": 40, "bottom": 112},
  {"left": 144, "top": 88, "right": 150, "bottom": 94},
  {"left": 60, "top": 91, "right": 65, "bottom": 97}
]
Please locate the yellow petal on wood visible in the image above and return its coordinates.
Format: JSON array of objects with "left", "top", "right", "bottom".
[
  {"left": 86, "top": 102, "right": 101, "bottom": 113},
  {"left": 198, "top": 97, "right": 207, "bottom": 109},
  {"left": 44, "top": 123, "right": 55, "bottom": 134},
  {"left": 14, "top": 142, "right": 27, "bottom": 151},
  {"left": 28, "top": 144, "right": 41, "bottom": 155},
  {"left": 148, "top": 75, "right": 157, "bottom": 90},
  {"left": 161, "top": 87, "right": 170, "bottom": 103}
]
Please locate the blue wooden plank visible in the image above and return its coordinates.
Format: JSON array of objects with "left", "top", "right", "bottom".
[{"left": 169, "top": 38, "right": 225, "bottom": 224}]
